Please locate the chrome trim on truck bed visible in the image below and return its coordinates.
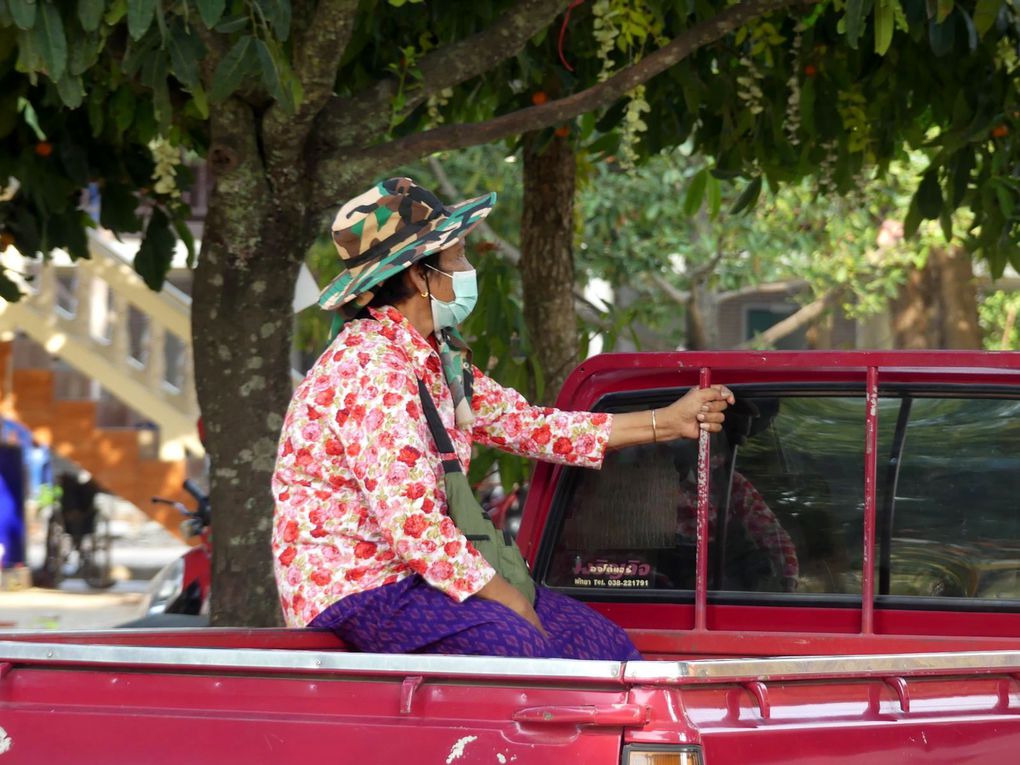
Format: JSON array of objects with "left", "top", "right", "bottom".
[
  {"left": 0, "top": 640, "right": 625, "bottom": 683},
  {"left": 625, "top": 650, "right": 1020, "bottom": 684}
]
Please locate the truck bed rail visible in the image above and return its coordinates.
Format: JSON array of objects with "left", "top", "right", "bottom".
[{"left": 0, "top": 640, "right": 625, "bottom": 684}]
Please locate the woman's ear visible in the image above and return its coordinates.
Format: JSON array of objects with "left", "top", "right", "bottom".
[{"left": 407, "top": 262, "right": 429, "bottom": 297}]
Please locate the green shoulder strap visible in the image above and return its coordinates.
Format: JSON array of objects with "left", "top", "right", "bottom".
[{"left": 416, "top": 378, "right": 536, "bottom": 605}]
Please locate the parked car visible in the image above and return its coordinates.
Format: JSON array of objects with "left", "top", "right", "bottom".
[{"left": 1, "top": 350, "right": 1020, "bottom": 764}]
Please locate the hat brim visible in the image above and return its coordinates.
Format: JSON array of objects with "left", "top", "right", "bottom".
[{"left": 318, "top": 191, "right": 495, "bottom": 311}]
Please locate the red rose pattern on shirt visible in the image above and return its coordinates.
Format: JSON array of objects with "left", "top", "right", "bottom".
[
  {"left": 271, "top": 306, "right": 614, "bottom": 627},
  {"left": 676, "top": 471, "right": 800, "bottom": 582}
]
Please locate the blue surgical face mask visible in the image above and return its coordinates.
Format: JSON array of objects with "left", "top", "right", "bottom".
[{"left": 427, "top": 266, "right": 478, "bottom": 330}]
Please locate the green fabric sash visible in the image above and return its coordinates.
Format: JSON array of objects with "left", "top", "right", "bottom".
[{"left": 417, "top": 378, "right": 535, "bottom": 605}]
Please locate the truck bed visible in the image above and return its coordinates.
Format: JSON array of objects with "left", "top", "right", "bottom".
[{"left": 1, "top": 629, "right": 1020, "bottom": 763}]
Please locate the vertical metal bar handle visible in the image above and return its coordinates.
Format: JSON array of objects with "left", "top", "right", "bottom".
[
  {"left": 862, "top": 365, "right": 879, "bottom": 634},
  {"left": 695, "top": 367, "right": 712, "bottom": 632}
]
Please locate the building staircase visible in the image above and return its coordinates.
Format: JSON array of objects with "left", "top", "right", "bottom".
[{"left": 0, "top": 231, "right": 204, "bottom": 538}]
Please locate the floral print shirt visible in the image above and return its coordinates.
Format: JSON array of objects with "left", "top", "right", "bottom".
[
  {"left": 272, "top": 306, "right": 614, "bottom": 627},
  {"left": 677, "top": 471, "right": 800, "bottom": 587}
]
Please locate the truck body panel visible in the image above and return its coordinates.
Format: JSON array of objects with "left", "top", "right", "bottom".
[{"left": 4, "top": 351, "right": 1020, "bottom": 762}]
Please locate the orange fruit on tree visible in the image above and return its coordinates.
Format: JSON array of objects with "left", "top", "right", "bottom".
[
  {"left": 0, "top": 232, "right": 14, "bottom": 251},
  {"left": 991, "top": 124, "right": 1009, "bottom": 139},
  {"left": 554, "top": 126, "right": 570, "bottom": 138},
  {"left": 531, "top": 91, "right": 548, "bottom": 106},
  {"left": 34, "top": 141, "right": 53, "bottom": 157}
]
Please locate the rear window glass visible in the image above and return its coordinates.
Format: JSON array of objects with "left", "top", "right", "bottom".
[
  {"left": 877, "top": 397, "right": 1020, "bottom": 601},
  {"left": 541, "top": 390, "right": 1020, "bottom": 608},
  {"left": 542, "top": 394, "right": 867, "bottom": 597}
]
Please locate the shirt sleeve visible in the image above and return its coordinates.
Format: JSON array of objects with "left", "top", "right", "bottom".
[
  {"left": 469, "top": 366, "right": 614, "bottom": 469},
  {"left": 325, "top": 346, "right": 495, "bottom": 601}
]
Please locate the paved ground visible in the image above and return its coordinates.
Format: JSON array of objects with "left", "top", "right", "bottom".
[
  {"left": 0, "top": 516, "right": 188, "bottom": 632},
  {"left": 0, "top": 581, "right": 150, "bottom": 631}
]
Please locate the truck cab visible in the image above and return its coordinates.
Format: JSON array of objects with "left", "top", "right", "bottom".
[{"left": 1, "top": 351, "right": 1020, "bottom": 764}]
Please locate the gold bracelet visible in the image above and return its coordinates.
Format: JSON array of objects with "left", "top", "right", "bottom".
[{"left": 650, "top": 409, "right": 658, "bottom": 442}]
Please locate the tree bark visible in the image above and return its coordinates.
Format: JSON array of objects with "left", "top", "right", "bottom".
[
  {"left": 933, "top": 245, "right": 982, "bottom": 349},
  {"left": 520, "top": 131, "right": 577, "bottom": 404},
  {"left": 193, "top": 100, "right": 360, "bottom": 626},
  {"left": 890, "top": 246, "right": 981, "bottom": 350}
]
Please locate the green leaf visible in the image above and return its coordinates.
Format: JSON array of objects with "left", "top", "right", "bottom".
[
  {"left": 939, "top": 208, "right": 953, "bottom": 241},
  {"left": 209, "top": 35, "right": 257, "bottom": 102},
  {"left": 111, "top": 85, "right": 135, "bottom": 134},
  {"left": 936, "top": 0, "right": 953, "bottom": 23},
  {"left": 78, "top": 0, "right": 105, "bottom": 32},
  {"left": 135, "top": 208, "right": 175, "bottom": 291},
  {"left": 986, "top": 243, "right": 1007, "bottom": 279},
  {"left": 706, "top": 173, "right": 722, "bottom": 219},
  {"left": 8, "top": 0, "right": 36, "bottom": 30},
  {"left": 196, "top": 0, "right": 225, "bottom": 28},
  {"left": 189, "top": 81, "right": 209, "bottom": 119},
  {"left": 254, "top": 0, "right": 291, "bottom": 41},
  {"left": 928, "top": 17, "right": 955, "bottom": 57},
  {"left": 730, "top": 176, "right": 762, "bottom": 215},
  {"left": 949, "top": 148, "right": 974, "bottom": 208},
  {"left": 974, "top": 0, "right": 1001, "bottom": 34},
  {"left": 994, "top": 182, "right": 1016, "bottom": 220},
  {"left": 99, "top": 183, "right": 142, "bottom": 232},
  {"left": 54, "top": 72, "right": 84, "bottom": 108},
  {"left": 10, "top": 206, "right": 41, "bottom": 257},
  {"left": 35, "top": 1, "right": 67, "bottom": 82},
  {"left": 916, "top": 170, "right": 943, "bottom": 219},
  {"left": 167, "top": 21, "right": 203, "bottom": 87},
  {"left": 255, "top": 38, "right": 296, "bottom": 112},
  {"left": 172, "top": 215, "right": 196, "bottom": 268},
  {"left": 904, "top": 196, "right": 923, "bottom": 237},
  {"left": 213, "top": 15, "right": 248, "bottom": 34},
  {"left": 0, "top": 271, "right": 23, "bottom": 303},
  {"left": 68, "top": 32, "right": 102, "bottom": 76},
  {"left": 874, "top": 1, "right": 895, "bottom": 55},
  {"left": 127, "top": 0, "right": 155, "bottom": 41},
  {"left": 683, "top": 168, "right": 707, "bottom": 217},
  {"left": 845, "top": 0, "right": 866, "bottom": 49}
]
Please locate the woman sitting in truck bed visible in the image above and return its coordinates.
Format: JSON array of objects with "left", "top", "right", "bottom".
[{"left": 271, "top": 178, "right": 733, "bottom": 660}]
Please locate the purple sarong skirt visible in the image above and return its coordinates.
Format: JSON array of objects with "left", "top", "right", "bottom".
[{"left": 310, "top": 575, "right": 642, "bottom": 661}]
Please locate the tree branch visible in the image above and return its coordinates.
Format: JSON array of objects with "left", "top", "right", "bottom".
[
  {"left": 650, "top": 272, "right": 690, "bottom": 305},
  {"left": 363, "top": 0, "right": 570, "bottom": 117},
  {"left": 427, "top": 154, "right": 615, "bottom": 331},
  {"left": 689, "top": 249, "right": 726, "bottom": 282},
  {"left": 263, "top": 0, "right": 361, "bottom": 186},
  {"left": 315, "top": 0, "right": 568, "bottom": 153},
  {"left": 428, "top": 156, "right": 522, "bottom": 263},
  {"left": 737, "top": 288, "right": 842, "bottom": 349},
  {"left": 320, "top": 0, "right": 813, "bottom": 184},
  {"left": 717, "top": 279, "right": 808, "bottom": 302}
]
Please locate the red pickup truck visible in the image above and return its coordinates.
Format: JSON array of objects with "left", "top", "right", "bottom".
[{"left": 2, "top": 350, "right": 1020, "bottom": 764}]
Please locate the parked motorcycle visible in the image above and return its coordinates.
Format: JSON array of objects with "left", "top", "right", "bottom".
[{"left": 121, "top": 479, "right": 211, "bottom": 627}]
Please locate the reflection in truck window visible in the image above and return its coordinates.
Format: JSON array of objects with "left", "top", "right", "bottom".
[
  {"left": 877, "top": 397, "right": 1020, "bottom": 602},
  {"left": 544, "top": 395, "right": 867, "bottom": 598}
]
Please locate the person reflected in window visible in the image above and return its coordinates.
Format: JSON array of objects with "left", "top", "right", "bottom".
[{"left": 673, "top": 446, "right": 800, "bottom": 592}]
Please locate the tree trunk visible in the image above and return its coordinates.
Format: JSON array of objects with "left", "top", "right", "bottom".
[
  {"left": 890, "top": 246, "right": 981, "bottom": 350},
  {"left": 932, "top": 245, "right": 982, "bottom": 349},
  {"left": 520, "top": 131, "right": 577, "bottom": 404},
  {"left": 193, "top": 102, "right": 322, "bottom": 627},
  {"left": 685, "top": 283, "right": 709, "bottom": 350},
  {"left": 891, "top": 267, "right": 936, "bottom": 349}
]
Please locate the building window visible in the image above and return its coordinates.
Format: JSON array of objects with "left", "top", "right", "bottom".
[{"left": 744, "top": 305, "right": 806, "bottom": 350}]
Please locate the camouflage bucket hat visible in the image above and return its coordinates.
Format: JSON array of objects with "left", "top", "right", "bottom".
[{"left": 318, "top": 177, "right": 496, "bottom": 313}]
